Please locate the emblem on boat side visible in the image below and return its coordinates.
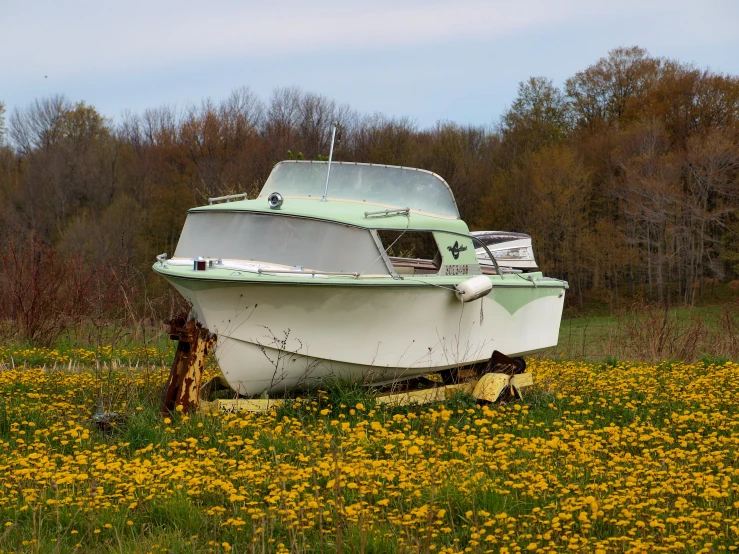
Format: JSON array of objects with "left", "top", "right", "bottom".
[{"left": 447, "top": 241, "right": 468, "bottom": 260}]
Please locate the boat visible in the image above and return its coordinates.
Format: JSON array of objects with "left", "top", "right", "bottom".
[
  {"left": 153, "top": 157, "right": 567, "bottom": 397},
  {"left": 470, "top": 231, "right": 538, "bottom": 272}
]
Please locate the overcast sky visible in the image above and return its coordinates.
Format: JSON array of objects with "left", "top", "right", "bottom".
[{"left": 3, "top": 0, "right": 739, "bottom": 128}]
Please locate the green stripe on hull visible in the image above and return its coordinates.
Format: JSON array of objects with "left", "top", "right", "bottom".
[{"left": 491, "top": 286, "right": 561, "bottom": 315}]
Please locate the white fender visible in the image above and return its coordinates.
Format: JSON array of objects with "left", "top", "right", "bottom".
[{"left": 455, "top": 275, "right": 493, "bottom": 302}]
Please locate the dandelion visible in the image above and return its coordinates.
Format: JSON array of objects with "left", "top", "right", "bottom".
[{"left": 0, "top": 359, "right": 737, "bottom": 551}]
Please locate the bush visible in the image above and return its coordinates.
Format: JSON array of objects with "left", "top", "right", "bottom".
[{"left": 0, "top": 235, "right": 136, "bottom": 345}]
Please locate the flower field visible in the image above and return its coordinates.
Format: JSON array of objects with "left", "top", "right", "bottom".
[
  {"left": 0, "top": 344, "right": 168, "bottom": 368},
  {"left": 0, "top": 359, "right": 737, "bottom": 553}
]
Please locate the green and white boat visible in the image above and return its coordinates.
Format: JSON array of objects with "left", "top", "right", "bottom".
[{"left": 153, "top": 159, "right": 567, "bottom": 396}]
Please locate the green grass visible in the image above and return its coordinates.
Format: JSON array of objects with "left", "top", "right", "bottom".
[
  {"left": 1, "top": 359, "right": 738, "bottom": 552},
  {"left": 545, "top": 304, "right": 737, "bottom": 362}
]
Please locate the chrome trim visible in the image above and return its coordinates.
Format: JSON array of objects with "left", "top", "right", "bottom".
[{"left": 208, "top": 193, "right": 249, "bottom": 205}]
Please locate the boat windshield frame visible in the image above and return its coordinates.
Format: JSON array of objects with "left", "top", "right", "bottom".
[{"left": 258, "top": 160, "right": 460, "bottom": 219}]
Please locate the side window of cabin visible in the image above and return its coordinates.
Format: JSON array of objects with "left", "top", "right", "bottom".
[
  {"left": 175, "top": 213, "right": 391, "bottom": 275},
  {"left": 376, "top": 230, "right": 441, "bottom": 275}
]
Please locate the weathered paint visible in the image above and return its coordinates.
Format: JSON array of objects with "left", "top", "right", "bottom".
[
  {"left": 162, "top": 315, "right": 217, "bottom": 414},
  {"left": 472, "top": 372, "right": 512, "bottom": 402}
]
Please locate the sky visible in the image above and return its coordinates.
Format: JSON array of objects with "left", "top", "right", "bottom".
[{"left": 2, "top": 0, "right": 739, "bottom": 129}]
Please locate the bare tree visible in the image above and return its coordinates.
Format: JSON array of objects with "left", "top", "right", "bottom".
[
  {"left": 0, "top": 101, "right": 6, "bottom": 144},
  {"left": 117, "top": 110, "right": 143, "bottom": 151},
  {"left": 141, "top": 105, "right": 180, "bottom": 146},
  {"left": 9, "top": 95, "right": 71, "bottom": 153},
  {"left": 221, "top": 86, "right": 265, "bottom": 133},
  {"left": 265, "top": 86, "right": 302, "bottom": 153}
]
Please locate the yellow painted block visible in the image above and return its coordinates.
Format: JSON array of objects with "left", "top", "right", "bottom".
[
  {"left": 472, "top": 373, "right": 510, "bottom": 402},
  {"left": 510, "top": 372, "right": 534, "bottom": 390},
  {"left": 376, "top": 382, "right": 474, "bottom": 407},
  {"left": 447, "top": 382, "right": 476, "bottom": 397},
  {"left": 199, "top": 398, "right": 283, "bottom": 413}
]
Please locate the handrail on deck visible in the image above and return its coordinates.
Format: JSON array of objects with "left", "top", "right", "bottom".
[{"left": 208, "top": 193, "right": 249, "bottom": 205}]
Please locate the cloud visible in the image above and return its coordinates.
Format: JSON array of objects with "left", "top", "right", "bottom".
[{"left": 2, "top": 0, "right": 688, "bottom": 78}]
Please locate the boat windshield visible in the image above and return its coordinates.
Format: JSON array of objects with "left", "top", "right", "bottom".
[{"left": 259, "top": 161, "right": 459, "bottom": 218}]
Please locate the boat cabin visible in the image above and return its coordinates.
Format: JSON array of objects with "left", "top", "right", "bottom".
[{"left": 170, "top": 161, "right": 491, "bottom": 279}]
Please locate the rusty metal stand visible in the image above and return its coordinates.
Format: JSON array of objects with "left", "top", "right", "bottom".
[
  {"left": 162, "top": 314, "right": 216, "bottom": 415},
  {"left": 485, "top": 350, "right": 527, "bottom": 375}
]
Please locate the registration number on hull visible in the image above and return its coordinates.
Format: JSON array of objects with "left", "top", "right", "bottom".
[{"left": 441, "top": 265, "right": 470, "bottom": 276}]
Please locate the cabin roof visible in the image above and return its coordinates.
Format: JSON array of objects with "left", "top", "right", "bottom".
[{"left": 189, "top": 197, "right": 471, "bottom": 234}]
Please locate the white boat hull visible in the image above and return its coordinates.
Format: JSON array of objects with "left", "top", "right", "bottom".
[{"left": 166, "top": 278, "right": 565, "bottom": 396}]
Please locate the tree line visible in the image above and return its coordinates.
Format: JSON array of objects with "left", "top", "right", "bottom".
[{"left": 0, "top": 46, "right": 738, "bottom": 342}]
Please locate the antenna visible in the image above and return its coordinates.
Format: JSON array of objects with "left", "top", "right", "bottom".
[{"left": 320, "top": 121, "right": 338, "bottom": 202}]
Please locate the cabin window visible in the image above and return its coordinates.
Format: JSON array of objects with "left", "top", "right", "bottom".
[
  {"left": 175, "top": 212, "right": 390, "bottom": 275},
  {"left": 376, "top": 230, "right": 441, "bottom": 275},
  {"left": 260, "top": 161, "right": 460, "bottom": 218}
]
